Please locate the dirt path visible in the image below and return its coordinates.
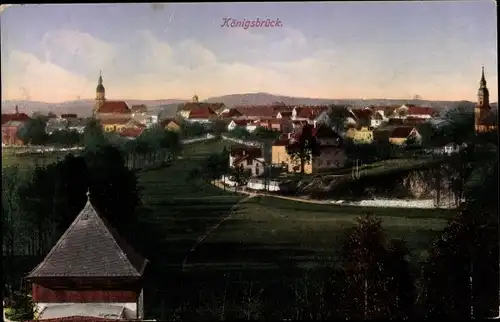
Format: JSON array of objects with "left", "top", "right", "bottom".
[
  {"left": 212, "top": 180, "right": 331, "bottom": 205},
  {"left": 181, "top": 192, "right": 257, "bottom": 269}
]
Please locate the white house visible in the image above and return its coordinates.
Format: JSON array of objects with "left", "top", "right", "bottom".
[
  {"left": 229, "top": 146, "right": 265, "bottom": 177},
  {"left": 228, "top": 119, "right": 250, "bottom": 132}
]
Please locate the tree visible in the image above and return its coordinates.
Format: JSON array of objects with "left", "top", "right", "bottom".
[
  {"left": 210, "top": 119, "right": 229, "bottom": 135},
  {"left": 285, "top": 124, "right": 320, "bottom": 176},
  {"left": 17, "top": 118, "right": 47, "bottom": 145},
  {"left": 422, "top": 140, "right": 498, "bottom": 319},
  {"left": 83, "top": 118, "right": 106, "bottom": 149},
  {"left": 341, "top": 214, "right": 411, "bottom": 320},
  {"left": 251, "top": 127, "right": 281, "bottom": 141},
  {"left": 229, "top": 127, "right": 251, "bottom": 140},
  {"left": 181, "top": 121, "right": 206, "bottom": 138},
  {"left": 385, "top": 238, "right": 416, "bottom": 319},
  {"left": 327, "top": 106, "right": 348, "bottom": 133},
  {"left": 83, "top": 144, "right": 142, "bottom": 234}
]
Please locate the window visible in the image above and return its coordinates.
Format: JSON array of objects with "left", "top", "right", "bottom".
[
  {"left": 255, "top": 164, "right": 260, "bottom": 176},
  {"left": 248, "top": 158, "right": 253, "bottom": 165}
]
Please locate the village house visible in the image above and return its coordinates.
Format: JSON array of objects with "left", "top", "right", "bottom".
[
  {"left": 346, "top": 126, "right": 374, "bottom": 143},
  {"left": 100, "top": 118, "right": 131, "bottom": 133},
  {"left": 25, "top": 192, "right": 149, "bottom": 321},
  {"left": 67, "top": 118, "right": 88, "bottom": 134},
  {"left": 218, "top": 107, "right": 243, "bottom": 119},
  {"left": 186, "top": 106, "right": 217, "bottom": 123},
  {"left": 391, "top": 105, "right": 437, "bottom": 119},
  {"left": 229, "top": 146, "right": 265, "bottom": 176},
  {"left": 387, "top": 126, "right": 421, "bottom": 145},
  {"left": 161, "top": 118, "right": 181, "bottom": 132},
  {"left": 291, "top": 106, "right": 329, "bottom": 124},
  {"left": 256, "top": 118, "right": 293, "bottom": 133},
  {"left": 345, "top": 108, "right": 373, "bottom": 128},
  {"left": 227, "top": 119, "right": 252, "bottom": 132},
  {"left": 271, "top": 124, "right": 346, "bottom": 174},
  {"left": 1, "top": 120, "right": 26, "bottom": 146}
]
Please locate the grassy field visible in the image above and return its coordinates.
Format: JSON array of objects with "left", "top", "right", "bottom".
[
  {"left": 2, "top": 150, "right": 74, "bottom": 170},
  {"left": 136, "top": 139, "right": 453, "bottom": 271}
]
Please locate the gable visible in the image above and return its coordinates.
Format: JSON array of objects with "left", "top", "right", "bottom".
[{"left": 27, "top": 199, "right": 147, "bottom": 278}]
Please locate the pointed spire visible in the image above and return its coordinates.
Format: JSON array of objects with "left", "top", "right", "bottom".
[
  {"left": 86, "top": 188, "right": 90, "bottom": 202},
  {"left": 480, "top": 65, "right": 486, "bottom": 85},
  {"left": 98, "top": 70, "right": 103, "bottom": 85}
]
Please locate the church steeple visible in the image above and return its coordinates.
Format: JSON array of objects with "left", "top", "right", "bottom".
[
  {"left": 480, "top": 65, "right": 487, "bottom": 87},
  {"left": 477, "top": 66, "right": 489, "bottom": 109},
  {"left": 94, "top": 70, "right": 106, "bottom": 115}
]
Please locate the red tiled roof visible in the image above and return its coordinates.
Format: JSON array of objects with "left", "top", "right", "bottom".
[
  {"left": 231, "top": 119, "right": 250, "bottom": 126},
  {"left": 182, "top": 102, "right": 224, "bottom": 112},
  {"left": 131, "top": 104, "right": 148, "bottom": 113},
  {"left": 97, "top": 101, "right": 131, "bottom": 114},
  {"left": 188, "top": 106, "right": 216, "bottom": 119},
  {"left": 277, "top": 111, "right": 292, "bottom": 118},
  {"left": 272, "top": 139, "right": 289, "bottom": 146},
  {"left": 119, "top": 127, "right": 144, "bottom": 138},
  {"left": 390, "top": 126, "right": 415, "bottom": 138},
  {"left": 220, "top": 108, "right": 243, "bottom": 118},
  {"left": 407, "top": 106, "right": 435, "bottom": 116},
  {"left": 1, "top": 113, "right": 30, "bottom": 125},
  {"left": 350, "top": 109, "right": 373, "bottom": 120},
  {"left": 100, "top": 118, "right": 131, "bottom": 125},
  {"left": 235, "top": 106, "right": 277, "bottom": 118}
]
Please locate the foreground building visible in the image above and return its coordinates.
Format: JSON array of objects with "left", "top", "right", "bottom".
[{"left": 26, "top": 192, "right": 149, "bottom": 321}]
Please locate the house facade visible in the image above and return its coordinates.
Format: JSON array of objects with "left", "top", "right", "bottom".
[
  {"left": 271, "top": 124, "right": 346, "bottom": 174},
  {"left": 26, "top": 193, "right": 149, "bottom": 321},
  {"left": 229, "top": 146, "right": 265, "bottom": 176},
  {"left": 346, "top": 126, "right": 374, "bottom": 143},
  {"left": 2, "top": 120, "right": 25, "bottom": 145}
]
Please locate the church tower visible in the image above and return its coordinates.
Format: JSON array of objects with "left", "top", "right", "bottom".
[
  {"left": 94, "top": 70, "right": 106, "bottom": 115},
  {"left": 475, "top": 66, "right": 491, "bottom": 132}
]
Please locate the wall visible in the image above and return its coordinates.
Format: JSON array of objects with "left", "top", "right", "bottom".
[
  {"left": 312, "top": 148, "right": 346, "bottom": 171},
  {"left": 32, "top": 283, "right": 138, "bottom": 303},
  {"left": 389, "top": 137, "right": 406, "bottom": 145}
]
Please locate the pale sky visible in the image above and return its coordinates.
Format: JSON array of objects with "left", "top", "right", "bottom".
[{"left": 1, "top": 2, "right": 497, "bottom": 103}]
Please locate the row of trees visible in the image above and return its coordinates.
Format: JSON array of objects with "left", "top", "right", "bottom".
[
  {"left": 82, "top": 119, "right": 182, "bottom": 170},
  {"left": 16, "top": 118, "right": 83, "bottom": 146}
]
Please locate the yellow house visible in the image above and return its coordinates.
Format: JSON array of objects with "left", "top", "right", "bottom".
[
  {"left": 100, "top": 118, "right": 131, "bottom": 133},
  {"left": 388, "top": 126, "right": 421, "bottom": 145},
  {"left": 346, "top": 127, "right": 374, "bottom": 143},
  {"left": 271, "top": 125, "right": 346, "bottom": 174},
  {"left": 162, "top": 119, "right": 181, "bottom": 132}
]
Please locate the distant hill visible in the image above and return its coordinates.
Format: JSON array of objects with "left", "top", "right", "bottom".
[
  {"left": 204, "top": 92, "right": 498, "bottom": 111},
  {"left": 2, "top": 93, "right": 497, "bottom": 117}
]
